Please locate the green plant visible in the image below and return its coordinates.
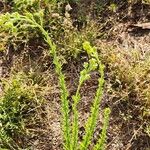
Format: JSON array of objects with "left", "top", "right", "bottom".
[
  {"left": 0, "top": 11, "right": 110, "bottom": 150},
  {"left": 0, "top": 72, "right": 44, "bottom": 149},
  {"left": 13, "top": 0, "right": 39, "bottom": 10},
  {"left": 78, "top": 42, "right": 110, "bottom": 150},
  {"left": 93, "top": 108, "right": 110, "bottom": 150}
]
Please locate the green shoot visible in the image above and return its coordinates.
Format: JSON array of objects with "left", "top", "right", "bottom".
[{"left": 0, "top": 12, "right": 110, "bottom": 150}]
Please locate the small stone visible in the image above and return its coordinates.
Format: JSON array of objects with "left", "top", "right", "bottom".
[{"left": 65, "top": 4, "right": 72, "bottom": 12}]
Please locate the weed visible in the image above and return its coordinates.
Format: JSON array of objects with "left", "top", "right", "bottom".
[
  {"left": 0, "top": 11, "right": 110, "bottom": 149},
  {"left": 0, "top": 72, "right": 44, "bottom": 149},
  {"left": 13, "top": 0, "right": 40, "bottom": 11},
  {"left": 93, "top": 108, "right": 110, "bottom": 150}
]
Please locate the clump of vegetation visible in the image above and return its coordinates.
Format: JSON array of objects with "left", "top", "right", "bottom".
[
  {"left": 0, "top": 8, "right": 110, "bottom": 149},
  {"left": 99, "top": 44, "right": 150, "bottom": 108},
  {"left": 98, "top": 43, "right": 150, "bottom": 145},
  {"left": 0, "top": 72, "right": 44, "bottom": 149}
]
